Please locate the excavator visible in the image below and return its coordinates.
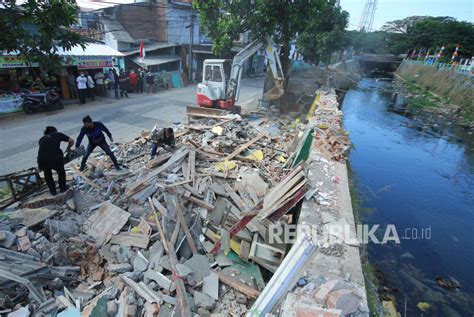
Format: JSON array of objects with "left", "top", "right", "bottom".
[{"left": 196, "top": 37, "right": 285, "bottom": 110}]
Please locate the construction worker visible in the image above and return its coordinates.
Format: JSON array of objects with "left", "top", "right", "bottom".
[
  {"left": 150, "top": 126, "right": 175, "bottom": 159},
  {"left": 37, "top": 126, "right": 74, "bottom": 195},
  {"left": 76, "top": 115, "right": 121, "bottom": 171}
]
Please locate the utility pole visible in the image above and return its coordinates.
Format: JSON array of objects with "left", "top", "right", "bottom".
[{"left": 188, "top": 14, "right": 195, "bottom": 82}]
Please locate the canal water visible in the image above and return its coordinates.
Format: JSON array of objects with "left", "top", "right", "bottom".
[{"left": 342, "top": 78, "right": 474, "bottom": 316}]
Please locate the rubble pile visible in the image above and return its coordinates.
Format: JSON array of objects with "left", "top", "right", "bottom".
[
  {"left": 0, "top": 107, "right": 316, "bottom": 316},
  {"left": 312, "top": 91, "right": 351, "bottom": 162}
]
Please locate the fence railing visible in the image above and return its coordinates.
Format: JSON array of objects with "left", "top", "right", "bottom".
[{"left": 403, "top": 59, "right": 473, "bottom": 76}]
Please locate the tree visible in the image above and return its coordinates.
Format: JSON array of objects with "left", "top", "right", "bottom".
[
  {"left": 296, "top": 1, "right": 349, "bottom": 63},
  {"left": 193, "top": 0, "right": 349, "bottom": 75},
  {"left": 0, "top": 0, "right": 84, "bottom": 71},
  {"left": 381, "top": 16, "right": 428, "bottom": 34}
]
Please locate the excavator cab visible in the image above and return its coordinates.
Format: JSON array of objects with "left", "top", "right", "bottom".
[{"left": 197, "top": 60, "right": 233, "bottom": 109}]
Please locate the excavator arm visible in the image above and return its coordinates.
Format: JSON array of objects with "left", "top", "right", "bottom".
[{"left": 226, "top": 37, "right": 285, "bottom": 101}]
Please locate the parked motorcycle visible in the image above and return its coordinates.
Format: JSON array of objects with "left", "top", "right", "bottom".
[{"left": 22, "top": 88, "right": 63, "bottom": 114}]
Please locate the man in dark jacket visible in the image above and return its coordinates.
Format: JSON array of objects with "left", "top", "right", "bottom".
[
  {"left": 76, "top": 115, "right": 121, "bottom": 171},
  {"left": 37, "top": 126, "right": 74, "bottom": 195},
  {"left": 150, "top": 126, "right": 175, "bottom": 159}
]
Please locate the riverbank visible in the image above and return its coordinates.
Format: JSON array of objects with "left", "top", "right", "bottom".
[
  {"left": 282, "top": 88, "right": 369, "bottom": 316},
  {"left": 395, "top": 61, "right": 474, "bottom": 127}
]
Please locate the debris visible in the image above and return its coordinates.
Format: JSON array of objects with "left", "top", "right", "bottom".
[
  {"left": 8, "top": 208, "right": 58, "bottom": 228},
  {"left": 416, "top": 302, "right": 430, "bottom": 312},
  {"left": 84, "top": 202, "right": 130, "bottom": 245},
  {"left": 325, "top": 289, "right": 359, "bottom": 315},
  {"left": 110, "top": 232, "right": 150, "bottom": 249}
]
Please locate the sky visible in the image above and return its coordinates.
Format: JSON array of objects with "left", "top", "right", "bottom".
[
  {"left": 340, "top": 0, "right": 474, "bottom": 30},
  {"left": 77, "top": 0, "right": 474, "bottom": 30}
]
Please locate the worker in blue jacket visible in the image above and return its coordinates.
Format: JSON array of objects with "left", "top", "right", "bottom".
[{"left": 76, "top": 115, "right": 121, "bottom": 171}]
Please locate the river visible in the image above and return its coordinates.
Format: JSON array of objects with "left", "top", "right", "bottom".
[{"left": 342, "top": 78, "right": 474, "bottom": 316}]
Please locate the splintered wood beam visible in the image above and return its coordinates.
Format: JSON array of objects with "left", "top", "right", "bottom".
[
  {"left": 215, "top": 270, "right": 260, "bottom": 299},
  {"left": 223, "top": 134, "right": 265, "bottom": 161}
]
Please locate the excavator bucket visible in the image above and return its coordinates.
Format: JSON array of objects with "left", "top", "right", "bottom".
[{"left": 263, "top": 77, "right": 285, "bottom": 100}]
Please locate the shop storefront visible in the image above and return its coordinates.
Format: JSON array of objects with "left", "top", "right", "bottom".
[{"left": 0, "top": 43, "right": 124, "bottom": 114}]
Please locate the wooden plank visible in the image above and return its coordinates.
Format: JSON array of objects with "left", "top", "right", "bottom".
[
  {"left": 210, "top": 200, "right": 263, "bottom": 255},
  {"left": 223, "top": 134, "right": 265, "bottom": 161},
  {"left": 188, "top": 150, "right": 196, "bottom": 186},
  {"left": 172, "top": 195, "right": 198, "bottom": 255},
  {"left": 146, "top": 152, "right": 172, "bottom": 169},
  {"left": 215, "top": 271, "right": 261, "bottom": 299},
  {"left": 223, "top": 183, "right": 250, "bottom": 212},
  {"left": 186, "top": 105, "right": 228, "bottom": 117},
  {"left": 85, "top": 202, "right": 130, "bottom": 245},
  {"left": 185, "top": 195, "right": 214, "bottom": 210},
  {"left": 138, "top": 217, "right": 152, "bottom": 236},
  {"left": 126, "top": 148, "right": 189, "bottom": 197},
  {"left": 148, "top": 197, "right": 169, "bottom": 254},
  {"left": 110, "top": 232, "right": 150, "bottom": 249},
  {"left": 268, "top": 185, "right": 308, "bottom": 222},
  {"left": 167, "top": 243, "right": 192, "bottom": 317},
  {"left": 151, "top": 197, "right": 168, "bottom": 217}
]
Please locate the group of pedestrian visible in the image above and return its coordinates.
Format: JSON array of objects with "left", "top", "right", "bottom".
[
  {"left": 66, "top": 67, "right": 159, "bottom": 104},
  {"left": 37, "top": 116, "right": 176, "bottom": 197}
]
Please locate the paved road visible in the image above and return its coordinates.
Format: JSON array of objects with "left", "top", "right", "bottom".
[{"left": 0, "top": 77, "right": 264, "bottom": 175}]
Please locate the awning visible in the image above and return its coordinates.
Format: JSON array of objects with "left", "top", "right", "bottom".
[
  {"left": 132, "top": 55, "right": 181, "bottom": 67},
  {"left": 56, "top": 43, "right": 125, "bottom": 57},
  {"left": 123, "top": 43, "right": 178, "bottom": 56}
]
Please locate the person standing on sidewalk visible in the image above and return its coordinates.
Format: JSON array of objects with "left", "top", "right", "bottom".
[
  {"left": 67, "top": 72, "right": 78, "bottom": 99},
  {"left": 76, "top": 115, "right": 121, "bottom": 171},
  {"left": 138, "top": 68, "right": 145, "bottom": 93},
  {"left": 128, "top": 70, "right": 138, "bottom": 93},
  {"left": 111, "top": 69, "right": 119, "bottom": 99},
  {"left": 94, "top": 71, "right": 105, "bottom": 97},
  {"left": 146, "top": 71, "right": 155, "bottom": 93},
  {"left": 86, "top": 72, "right": 95, "bottom": 100},
  {"left": 118, "top": 71, "right": 129, "bottom": 98},
  {"left": 76, "top": 72, "right": 87, "bottom": 104},
  {"left": 37, "top": 126, "right": 74, "bottom": 195}
]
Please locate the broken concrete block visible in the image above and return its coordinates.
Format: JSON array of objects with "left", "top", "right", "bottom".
[
  {"left": 193, "top": 291, "right": 215, "bottom": 309},
  {"left": 17, "top": 235, "right": 31, "bottom": 251},
  {"left": 176, "top": 263, "right": 193, "bottom": 277},
  {"left": 235, "top": 292, "right": 247, "bottom": 304},
  {"left": 314, "top": 279, "right": 344, "bottom": 304},
  {"left": 0, "top": 231, "right": 16, "bottom": 248},
  {"left": 66, "top": 199, "right": 76, "bottom": 211},
  {"left": 144, "top": 270, "right": 175, "bottom": 292},
  {"left": 202, "top": 272, "right": 219, "bottom": 300},
  {"left": 106, "top": 300, "right": 117, "bottom": 316},
  {"left": 133, "top": 252, "right": 149, "bottom": 272},
  {"left": 325, "top": 289, "right": 359, "bottom": 315},
  {"left": 148, "top": 241, "right": 164, "bottom": 271},
  {"left": 107, "top": 263, "right": 133, "bottom": 273},
  {"left": 92, "top": 268, "right": 105, "bottom": 281},
  {"left": 184, "top": 254, "right": 210, "bottom": 283}
]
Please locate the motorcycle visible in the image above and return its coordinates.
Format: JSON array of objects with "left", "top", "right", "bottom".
[{"left": 22, "top": 88, "right": 63, "bottom": 114}]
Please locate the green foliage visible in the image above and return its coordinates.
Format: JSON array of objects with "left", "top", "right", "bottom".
[
  {"left": 348, "top": 16, "right": 474, "bottom": 58},
  {"left": 0, "top": 0, "right": 84, "bottom": 71},
  {"left": 193, "top": 0, "right": 349, "bottom": 72}
]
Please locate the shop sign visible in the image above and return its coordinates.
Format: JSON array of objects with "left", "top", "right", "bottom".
[
  {"left": 0, "top": 56, "right": 38, "bottom": 68},
  {"left": 77, "top": 56, "right": 113, "bottom": 69}
]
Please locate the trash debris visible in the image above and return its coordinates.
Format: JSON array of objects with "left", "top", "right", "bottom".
[{"left": 0, "top": 84, "right": 368, "bottom": 316}]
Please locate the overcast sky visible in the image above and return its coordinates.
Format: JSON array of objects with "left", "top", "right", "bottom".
[
  {"left": 340, "top": 0, "right": 474, "bottom": 30},
  {"left": 77, "top": 0, "right": 474, "bottom": 30}
]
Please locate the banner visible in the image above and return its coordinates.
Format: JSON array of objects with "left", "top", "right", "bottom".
[
  {"left": 77, "top": 56, "right": 113, "bottom": 69},
  {"left": 0, "top": 95, "right": 23, "bottom": 114},
  {"left": 0, "top": 56, "right": 38, "bottom": 68}
]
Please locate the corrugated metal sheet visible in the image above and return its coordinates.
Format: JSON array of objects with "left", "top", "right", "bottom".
[
  {"left": 56, "top": 43, "right": 125, "bottom": 57},
  {"left": 132, "top": 55, "right": 180, "bottom": 66}
]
